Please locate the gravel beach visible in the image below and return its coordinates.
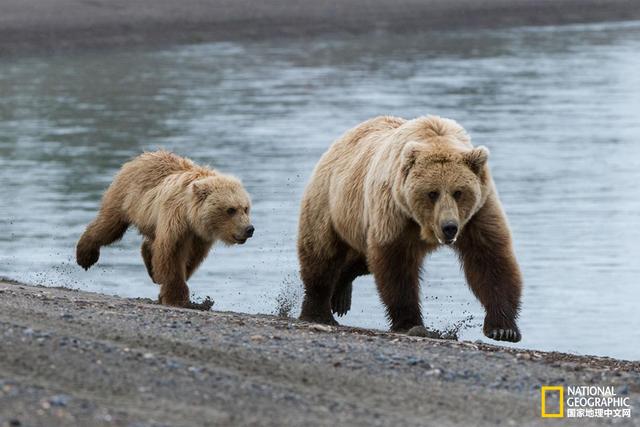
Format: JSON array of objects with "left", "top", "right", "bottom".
[
  {"left": 0, "top": 280, "right": 638, "bottom": 426},
  {"left": 1, "top": 0, "right": 640, "bottom": 54}
]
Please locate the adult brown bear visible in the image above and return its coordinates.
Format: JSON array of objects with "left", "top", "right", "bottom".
[{"left": 297, "top": 116, "right": 522, "bottom": 342}]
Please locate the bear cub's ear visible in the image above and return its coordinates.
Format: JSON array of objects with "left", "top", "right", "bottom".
[
  {"left": 191, "top": 179, "right": 212, "bottom": 202},
  {"left": 463, "top": 146, "right": 490, "bottom": 175}
]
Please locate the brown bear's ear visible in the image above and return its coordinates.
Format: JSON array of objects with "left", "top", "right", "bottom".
[
  {"left": 463, "top": 146, "right": 489, "bottom": 175},
  {"left": 191, "top": 180, "right": 211, "bottom": 202},
  {"left": 400, "top": 142, "right": 421, "bottom": 181}
]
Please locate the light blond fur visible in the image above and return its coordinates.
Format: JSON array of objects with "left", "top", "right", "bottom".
[
  {"left": 76, "top": 150, "right": 253, "bottom": 306},
  {"left": 298, "top": 115, "right": 523, "bottom": 342}
]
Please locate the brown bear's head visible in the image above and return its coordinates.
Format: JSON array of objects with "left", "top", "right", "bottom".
[
  {"left": 398, "top": 143, "right": 489, "bottom": 245},
  {"left": 188, "top": 175, "right": 254, "bottom": 245}
]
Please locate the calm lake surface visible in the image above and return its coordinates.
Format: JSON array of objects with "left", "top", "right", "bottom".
[{"left": 1, "top": 21, "right": 639, "bottom": 359}]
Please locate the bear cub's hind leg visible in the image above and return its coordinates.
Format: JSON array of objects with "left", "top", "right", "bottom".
[{"left": 76, "top": 208, "right": 129, "bottom": 270}]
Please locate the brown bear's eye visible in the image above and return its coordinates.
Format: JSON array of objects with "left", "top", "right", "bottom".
[
  {"left": 453, "top": 190, "right": 462, "bottom": 200},
  {"left": 244, "top": 207, "right": 249, "bottom": 214},
  {"left": 428, "top": 191, "right": 439, "bottom": 202},
  {"left": 227, "top": 207, "right": 237, "bottom": 216}
]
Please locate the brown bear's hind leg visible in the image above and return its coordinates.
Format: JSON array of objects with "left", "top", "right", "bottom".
[
  {"left": 76, "top": 208, "right": 129, "bottom": 270},
  {"left": 455, "top": 196, "right": 523, "bottom": 343},
  {"left": 331, "top": 257, "right": 368, "bottom": 317},
  {"left": 299, "top": 242, "right": 348, "bottom": 326},
  {"left": 141, "top": 238, "right": 156, "bottom": 283},
  {"left": 369, "top": 239, "right": 425, "bottom": 333}
]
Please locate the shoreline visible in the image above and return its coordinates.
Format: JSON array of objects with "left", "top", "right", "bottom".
[
  {"left": 1, "top": 280, "right": 638, "bottom": 426},
  {"left": 2, "top": 0, "right": 640, "bottom": 55}
]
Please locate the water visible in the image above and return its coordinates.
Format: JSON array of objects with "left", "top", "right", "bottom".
[{"left": 1, "top": 21, "right": 639, "bottom": 360}]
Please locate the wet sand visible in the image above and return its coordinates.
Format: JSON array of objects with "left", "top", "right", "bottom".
[
  {"left": 1, "top": 280, "right": 639, "bottom": 426},
  {"left": 1, "top": 0, "right": 640, "bottom": 54}
]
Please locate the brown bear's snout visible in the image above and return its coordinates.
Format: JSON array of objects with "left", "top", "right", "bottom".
[
  {"left": 245, "top": 225, "right": 255, "bottom": 238},
  {"left": 441, "top": 221, "right": 458, "bottom": 243}
]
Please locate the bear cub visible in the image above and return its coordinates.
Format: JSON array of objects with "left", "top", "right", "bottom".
[
  {"left": 76, "top": 150, "right": 254, "bottom": 307},
  {"left": 298, "top": 115, "right": 523, "bottom": 342}
]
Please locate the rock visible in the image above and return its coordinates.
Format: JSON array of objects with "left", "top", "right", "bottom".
[
  {"left": 309, "top": 324, "right": 332, "bottom": 333},
  {"left": 406, "top": 326, "right": 447, "bottom": 339}
]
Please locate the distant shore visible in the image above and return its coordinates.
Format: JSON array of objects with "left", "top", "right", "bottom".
[
  {"left": 1, "top": 0, "right": 640, "bottom": 55},
  {"left": 1, "top": 280, "right": 639, "bottom": 426}
]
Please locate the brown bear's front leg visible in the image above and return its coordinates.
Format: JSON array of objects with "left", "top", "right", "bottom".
[
  {"left": 368, "top": 239, "right": 426, "bottom": 333},
  {"left": 151, "top": 232, "right": 190, "bottom": 307},
  {"left": 455, "top": 195, "right": 523, "bottom": 342},
  {"left": 185, "top": 237, "right": 213, "bottom": 281}
]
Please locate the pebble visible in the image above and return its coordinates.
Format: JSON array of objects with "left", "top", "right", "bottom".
[
  {"left": 49, "top": 394, "right": 71, "bottom": 407},
  {"left": 166, "top": 361, "right": 182, "bottom": 369},
  {"left": 188, "top": 366, "right": 202, "bottom": 374}
]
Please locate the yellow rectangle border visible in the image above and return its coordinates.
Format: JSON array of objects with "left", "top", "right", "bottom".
[{"left": 541, "top": 386, "right": 564, "bottom": 418}]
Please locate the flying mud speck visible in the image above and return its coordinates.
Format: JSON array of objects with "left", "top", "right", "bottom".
[{"left": 273, "top": 275, "right": 302, "bottom": 318}]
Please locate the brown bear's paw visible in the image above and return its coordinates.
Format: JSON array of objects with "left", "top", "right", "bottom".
[
  {"left": 76, "top": 244, "right": 100, "bottom": 270},
  {"left": 331, "top": 282, "right": 352, "bottom": 317},
  {"left": 484, "top": 318, "right": 521, "bottom": 342},
  {"left": 158, "top": 283, "right": 190, "bottom": 307},
  {"left": 299, "top": 311, "right": 339, "bottom": 326}
]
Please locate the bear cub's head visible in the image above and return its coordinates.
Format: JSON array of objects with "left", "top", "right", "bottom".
[
  {"left": 399, "top": 143, "right": 489, "bottom": 245},
  {"left": 188, "top": 175, "right": 254, "bottom": 245}
]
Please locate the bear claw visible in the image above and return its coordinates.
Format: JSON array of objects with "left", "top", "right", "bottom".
[{"left": 486, "top": 328, "right": 521, "bottom": 342}]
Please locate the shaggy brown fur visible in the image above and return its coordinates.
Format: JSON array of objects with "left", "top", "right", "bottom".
[
  {"left": 76, "top": 151, "right": 254, "bottom": 306},
  {"left": 298, "top": 116, "right": 522, "bottom": 342}
]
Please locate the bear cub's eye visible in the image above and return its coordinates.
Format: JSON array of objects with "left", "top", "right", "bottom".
[
  {"left": 453, "top": 190, "right": 462, "bottom": 200},
  {"left": 244, "top": 207, "right": 249, "bottom": 214},
  {"left": 227, "top": 207, "right": 237, "bottom": 216},
  {"left": 428, "top": 191, "right": 439, "bottom": 202}
]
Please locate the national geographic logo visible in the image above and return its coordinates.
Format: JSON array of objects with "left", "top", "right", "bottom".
[
  {"left": 541, "top": 386, "right": 564, "bottom": 418},
  {"left": 541, "top": 385, "right": 632, "bottom": 419}
]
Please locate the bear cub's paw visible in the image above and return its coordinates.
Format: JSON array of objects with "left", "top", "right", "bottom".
[
  {"left": 158, "top": 283, "right": 190, "bottom": 307},
  {"left": 76, "top": 245, "right": 100, "bottom": 270}
]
